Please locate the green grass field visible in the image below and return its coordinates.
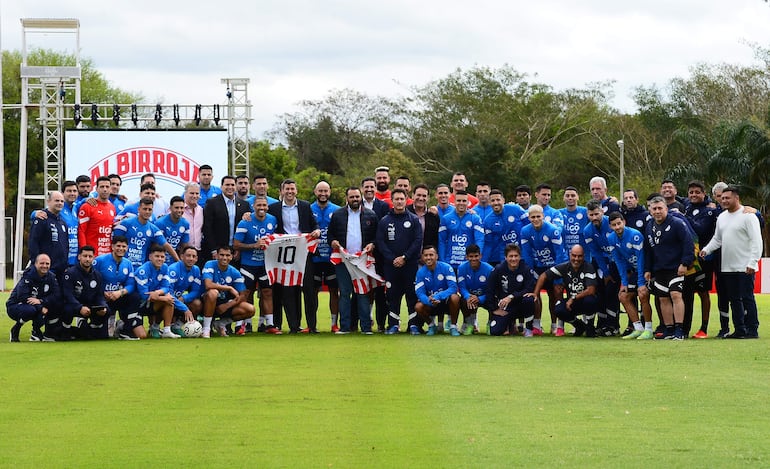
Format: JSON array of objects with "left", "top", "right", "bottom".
[{"left": 1, "top": 292, "right": 768, "bottom": 468}]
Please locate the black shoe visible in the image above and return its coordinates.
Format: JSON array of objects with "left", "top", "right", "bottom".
[
  {"left": 29, "top": 329, "right": 44, "bottom": 342},
  {"left": 656, "top": 329, "right": 675, "bottom": 340},
  {"left": 572, "top": 320, "right": 585, "bottom": 337},
  {"left": 10, "top": 322, "right": 22, "bottom": 342},
  {"left": 584, "top": 325, "right": 596, "bottom": 338},
  {"left": 723, "top": 332, "right": 746, "bottom": 339},
  {"left": 716, "top": 329, "right": 729, "bottom": 338},
  {"left": 621, "top": 327, "right": 634, "bottom": 337}
]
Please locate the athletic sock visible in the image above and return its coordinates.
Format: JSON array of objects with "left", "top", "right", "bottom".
[
  {"left": 203, "top": 317, "right": 213, "bottom": 330},
  {"left": 163, "top": 326, "right": 171, "bottom": 333},
  {"left": 633, "top": 321, "right": 643, "bottom": 332},
  {"left": 644, "top": 321, "right": 653, "bottom": 331},
  {"left": 265, "top": 314, "right": 274, "bottom": 326},
  {"left": 557, "top": 320, "right": 564, "bottom": 328},
  {"left": 331, "top": 314, "right": 338, "bottom": 325},
  {"left": 533, "top": 319, "right": 542, "bottom": 329},
  {"left": 258, "top": 316, "right": 265, "bottom": 327}
]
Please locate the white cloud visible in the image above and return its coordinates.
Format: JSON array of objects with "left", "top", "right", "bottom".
[{"left": 3, "top": 0, "right": 770, "bottom": 137}]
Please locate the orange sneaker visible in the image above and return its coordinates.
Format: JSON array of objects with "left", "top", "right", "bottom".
[
  {"left": 331, "top": 324, "right": 340, "bottom": 333},
  {"left": 692, "top": 330, "right": 708, "bottom": 339}
]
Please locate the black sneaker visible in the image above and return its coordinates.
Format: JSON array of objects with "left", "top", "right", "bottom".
[
  {"left": 572, "top": 320, "right": 585, "bottom": 337},
  {"left": 656, "top": 329, "right": 675, "bottom": 340},
  {"left": 716, "top": 329, "right": 729, "bottom": 339},
  {"left": 256, "top": 324, "right": 267, "bottom": 333},
  {"left": 10, "top": 322, "right": 22, "bottom": 342},
  {"left": 245, "top": 323, "right": 253, "bottom": 333},
  {"left": 724, "top": 331, "right": 746, "bottom": 339},
  {"left": 30, "top": 329, "right": 45, "bottom": 342},
  {"left": 621, "top": 327, "right": 634, "bottom": 337},
  {"left": 584, "top": 325, "right": 596, "bottom": 338}
]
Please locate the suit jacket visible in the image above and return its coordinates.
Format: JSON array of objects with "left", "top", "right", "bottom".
[
  {"left": 366, "top": 198, "right": 390, "bottom": 219},
  {"left": 328, "top": 206, "right": 379, "bottom": 250},
  {"left": 407, "top": 204, "right": 439, "bottom": 249},
  {"left": 202, "top": 195, "right": 250, "bottom": 255},
  {"left": 267, "top": 199, "right": 319, "bottom": 235}
]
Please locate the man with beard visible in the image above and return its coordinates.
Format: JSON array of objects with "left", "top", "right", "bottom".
[
  {"left": 309, "top": 181, "right": 341, "bottom": 333},
  {"left": 583, "top": 200, "right": 620, "bottom": 336},
  {"left": 235, "top": 175, "right": 251, "bottom": 201},
  {"left": 684, "top": 180, "right": 718, "bottom": 338},
  {"left": 328, "top": 187, "right": 379, "bottom": 334},
  {"left": 533, "top": 245, "right": 600, "bottom": 338},
  {"left": 234, "top": 196, "right": 279, "bottom": 334},
  {"left": 154, "top": 196, "right": 190, "bottom": 265},
  {"left": 374, "top": 166, "right": 392, "bottom": 204},
  {"left": 700, "top": 186, "right": 762, "bottom": 339},
  {"left": 482, "top": 189, "right": 526, "bottom": 266},
  {"left": 78, "top": 176, "right": 116, "bottom": 256}
]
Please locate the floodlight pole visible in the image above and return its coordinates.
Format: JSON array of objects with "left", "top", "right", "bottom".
[{"left": 617, "top": 139, "right": 625, "bottom": 199}]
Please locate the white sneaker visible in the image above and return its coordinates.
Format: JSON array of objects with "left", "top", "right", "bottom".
[
  {"left": 161, "top": 330, "right": 181, "bottom": 339},
  {"left": 201, "top": 329, "right": 211, "bottom": 338}
]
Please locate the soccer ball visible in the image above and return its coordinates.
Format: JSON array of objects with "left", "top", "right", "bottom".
[{"left": 183, "top": 320, "right": 203, "bottom": 338}]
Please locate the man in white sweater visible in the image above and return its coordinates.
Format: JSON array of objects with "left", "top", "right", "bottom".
[{"left": 700, "top": 186, "right": 763, "bottom": 338}]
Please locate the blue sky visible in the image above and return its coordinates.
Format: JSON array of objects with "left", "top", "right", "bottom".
[{"left": 3, "top": 0, "right": 770, "bottom": 138}]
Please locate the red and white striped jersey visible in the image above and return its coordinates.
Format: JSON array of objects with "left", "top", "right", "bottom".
[
  {"left": 263, "top": 233, "right": 319, "bottom": 286},
  {"left": 330, "top": 248, "right": 384, "bottom": 294}
]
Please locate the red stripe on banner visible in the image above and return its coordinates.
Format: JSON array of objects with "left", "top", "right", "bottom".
[{"left": 296, "top": 273, "right": 303, "bottom": 286}]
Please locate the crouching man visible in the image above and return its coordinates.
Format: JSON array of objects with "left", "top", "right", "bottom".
[
  {"left": 62, "top": 246, "right": 109, "bottom": 339},
  {"left": 533, "top": 245, "right": 600, "bottom": 337},
  {"left": 414, "top": 246, "right": 461, "bottom": 336},
  {"left": 201, "top": 246, "right": 255, "bottom": 338},
  {"left": 485, "top": 244, "right": 537, "bottom": 336},
  {"left": 7, "top": 254, "right": 61, "bottom": 342},
  {"left": 134, "top": 244, "right": 179, "bottom": 339}
]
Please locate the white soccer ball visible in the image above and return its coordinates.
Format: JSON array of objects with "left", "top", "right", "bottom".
[{"left": 183, "top": 320, "right": 203, "bottom": 338}]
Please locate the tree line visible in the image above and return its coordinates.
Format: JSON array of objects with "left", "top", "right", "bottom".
[{"left": 5, "top": 47, "right": 770, "bottom": 248}]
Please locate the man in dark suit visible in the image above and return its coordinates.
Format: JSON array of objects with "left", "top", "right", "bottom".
[
  {"left": 202, "top": 175, "right": 251, "bottom": 264},
  {"left": 267, "top": 179, "right": 320, "bottom": 333},
  {"left": 361, "top": 177, "right": 390, "bottom": 330},
  {"left": 328, "top": 187, "right": 379, "bottom": 333}
]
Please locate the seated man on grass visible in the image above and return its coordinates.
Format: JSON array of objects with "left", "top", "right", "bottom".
[
  {"left": 485, "top": 244, "right": 537, "bottom": 336},
  {"left": 414, "top": 246, "right": 461, "bottom": 336},
  {"left": 201, "top": 245, "right": 255, "bottom": 338},
  {"left": 134, "top": 244, "right": 179, "bottom": 339}
]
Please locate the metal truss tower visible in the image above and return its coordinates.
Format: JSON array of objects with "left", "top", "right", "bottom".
[
  {"left": 10, "top": 20, "right": 253, "bottom": 281},
  {"left": 222, "top": 78, "right": 251, "bottom": 178}
]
